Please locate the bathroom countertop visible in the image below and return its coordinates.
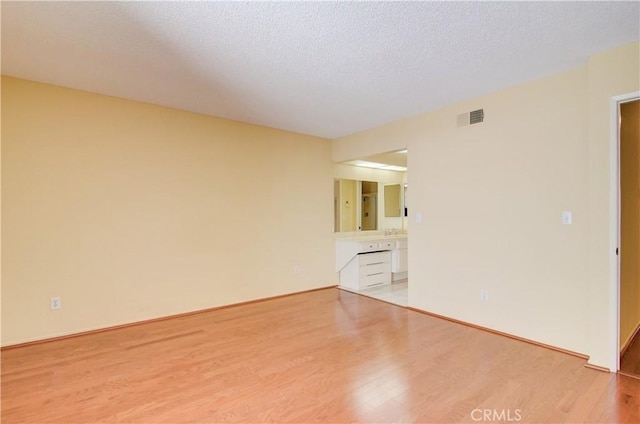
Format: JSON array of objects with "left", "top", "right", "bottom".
[{"left": 334, "top": 233, "right": 407, "bottom": 241}]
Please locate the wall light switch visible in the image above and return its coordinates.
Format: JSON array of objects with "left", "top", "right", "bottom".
[
  {"left": 415, "top": 212, "right": 423, "bottom": 224},
  {"left": 562, "top": 211, "right": 573, "bottom": 225},
  {"left": 480, "top": 289, "right": 489, "bottom": 302}
]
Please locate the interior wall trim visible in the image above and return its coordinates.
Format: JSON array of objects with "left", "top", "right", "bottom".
[{"left": 584, "top": 363, "right": 612, "bottom": 373}]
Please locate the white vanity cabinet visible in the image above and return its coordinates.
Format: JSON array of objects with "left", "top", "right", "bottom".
[
  {"left": 391, "top": 238, "right": 408, "bottom": 273},
  {"left": 335, "top": 236, "right": 406, "bottom": 291},
  {"left": 339, "top": 251, "right": 391, "bottom": 290}
]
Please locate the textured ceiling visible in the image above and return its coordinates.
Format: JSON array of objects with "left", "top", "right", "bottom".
[{"left": 2, "top": 2, "right": 639, "bottom": 139}]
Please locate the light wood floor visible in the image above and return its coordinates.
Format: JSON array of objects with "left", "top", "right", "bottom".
[
  {"left": 2, "top": 288, "right": 638, "bottom": 423},
  {"left": 621, "top": 329, "right": 640, "bottom": 378}
]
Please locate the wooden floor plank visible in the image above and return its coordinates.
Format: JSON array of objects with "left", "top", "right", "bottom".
[
  {"left": 2, "top": 288, "right": 638, "bottom": 423},
  {"left": 620, "top": 328, "right": 640, "bottom": 377}
]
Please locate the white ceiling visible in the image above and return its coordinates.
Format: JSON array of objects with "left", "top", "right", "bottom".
[{"left": 2, "top": 2, "right": 639, "bottom": 139}]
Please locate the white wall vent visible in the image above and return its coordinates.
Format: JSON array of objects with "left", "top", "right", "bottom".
[
  {"left": 456, "top": 109, "right": 485, "bottom": 127},
  {"left": 470, "top": 109, "right": 484, "bottom": 124}
]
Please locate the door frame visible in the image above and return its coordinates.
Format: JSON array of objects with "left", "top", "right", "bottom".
[
  {"left": 609, "top": 91, "right": 640, "bottom": 372},
  {"left": 361, "top": 192, "right": 378, "bottom": 231}
]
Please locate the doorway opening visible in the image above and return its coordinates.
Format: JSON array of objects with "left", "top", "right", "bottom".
[
  {"left": 610, "top": 92, "right": 640, "bottom": 376},
  {"left": 334, "top": 149, "right": 408, "bottom": 306},
  {"left": 361, "top": 181, "right": 378, "bottom": 231},
  {"left": 618, "top": 98, "right": 640, "bottom": 377}
]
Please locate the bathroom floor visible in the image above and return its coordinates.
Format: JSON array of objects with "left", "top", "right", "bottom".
[{"left": 358, "top": 279, "right": 408, "bottom": 306}]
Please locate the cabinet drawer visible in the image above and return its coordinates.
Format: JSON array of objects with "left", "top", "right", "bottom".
[
  {"left": 358, "top": 251, "right": 391, "bottom": 266},
  {"left": 359, "top": 272, "right": 391, "bottom": 288},
  {"left": 378, "top": 240, "right": 395, "bottom": 250},
  {"left": 359, "top": 242, "right": 379, "bottom": 252},
  {"left": 360, "top": 262, "right": 389, "bottom": 275}
]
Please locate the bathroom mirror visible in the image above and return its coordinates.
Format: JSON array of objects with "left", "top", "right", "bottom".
[
  {"left": 334, "top": 148, "right": 407, "bottom": 233},
  {"left": 384, "top": 184, "right": 401, "bottom": 217},
  {"left": 334, "top": 179, "right": 378, "bottom": 232}
]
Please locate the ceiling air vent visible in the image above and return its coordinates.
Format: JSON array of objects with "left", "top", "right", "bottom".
[{"left": 469, "top": 109, "right": 484, "bottom": 125}]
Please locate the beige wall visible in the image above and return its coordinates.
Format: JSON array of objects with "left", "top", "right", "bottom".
[
  {"left": 333, "top": 41, "right": 640, "bottom": 368},
  {"left": 620, "top": 100, "right": 640, "bottom": 349},
  {"left": 408, "top": 67, "right": 589, "bottom": 356},
  {"left": 1, "top": 77, "right": 337, "bottom": 346}
]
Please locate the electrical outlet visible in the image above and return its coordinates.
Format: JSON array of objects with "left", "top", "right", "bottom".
[
  {"left": 480, "top": 290, "right": 489, "bottom": 303},
  {"left": 293, "top": 265, "right": 301, "bottom": 275},
  {"left": 50, "top": 296, "right": 61, "bottom": 310}
]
